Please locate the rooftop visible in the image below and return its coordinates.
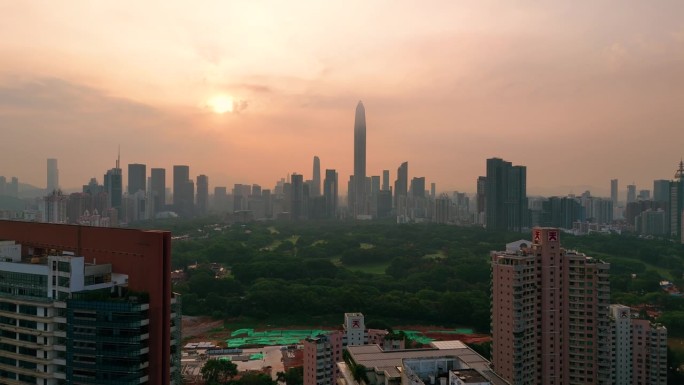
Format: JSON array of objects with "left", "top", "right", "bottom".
[{"left": 451, "top": 369, "right": 488, "bottom": 384}]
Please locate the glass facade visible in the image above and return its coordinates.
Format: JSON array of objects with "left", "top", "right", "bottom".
[{"left": 66, "top": 299, "right": 150, "bottom": 385}]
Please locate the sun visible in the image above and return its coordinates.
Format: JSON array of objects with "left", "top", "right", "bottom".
[{"left": 207, "top": 95, "right": 233, "bottom": 114}]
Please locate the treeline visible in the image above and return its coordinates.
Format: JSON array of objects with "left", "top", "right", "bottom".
[{"left": 132, "top": 218, "right": 684, "bottom": 334}]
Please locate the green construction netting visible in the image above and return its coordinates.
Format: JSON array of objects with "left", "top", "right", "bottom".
[
  {"left": 427, "top": 328, "right": 474, "bottom": 335},
  {"left": 249, "top": 353, "right": 264, "bottom": 360},
  {"left": 226, "top": 329, "right": 330, "bottom": 348}
]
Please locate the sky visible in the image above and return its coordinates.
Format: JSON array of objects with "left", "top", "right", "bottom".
[{"left": 1, "top": 1, "right": 684, "bottom": 197}]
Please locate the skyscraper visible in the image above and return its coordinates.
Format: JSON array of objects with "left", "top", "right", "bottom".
[
  {"left": 627, "top": 183, "right": 637, "bottom": 203},
  {"left": 485, "top": 157, "right": 528, "bottom": 232},
  {"left": 653, "top": 179, "right": 670, "bottom": 203},
  {"left": 104, "top": 154, "right": 122, "bottom": 215},
  {"left": 394, "top": 162, "right": 408, "bottom": 205},
  {"left": 312, "top": 156, "right": 321, "bottom": 197},
  {"left": 47, "top": 158, "right": 59, "bottom": 193},
  {"left": 127, "top": 163, "right": 146, "bottom": 194},
  {"left": 291, "top": 173, "right": 304, "bottom": 220},
  {"left": 610, "top": 178, "right": 618, "bottom": 206},
  {"left": 150, "top": 168, "right": 166, "bottom": 213},
  {"left": 491, "top": 228, "right": 611, "bottom": 385},
  {"left": 323, "top": 169, "right": 338, "bottom": 219},
  {"left": 196, "top": 174, "right": 209, "bottom": 215},
  {"left": 476, "top": 176, "right": 486, "bottom": 224},
  {"left": 352, "top": 101, "right": 367, "bottom": 217},
  {"left": 173, "top": 165, "right": 194, "bottom": 217},
  {"left": 382, "top": 170, "right": 390, "bottom": 191}
]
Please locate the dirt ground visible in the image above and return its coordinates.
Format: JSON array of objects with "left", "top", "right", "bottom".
[{"left": 182, "top": 316, "right": 225, "bottom": 341}]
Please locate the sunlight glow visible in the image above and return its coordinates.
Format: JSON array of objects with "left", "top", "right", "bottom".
[{"left": 207, "top": 95, "right": 233, "bottom": 114}]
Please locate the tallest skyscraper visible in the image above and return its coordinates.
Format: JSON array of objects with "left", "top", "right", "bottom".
[{"left": 352, "top": 101, "right": 367, "bottom": 217}]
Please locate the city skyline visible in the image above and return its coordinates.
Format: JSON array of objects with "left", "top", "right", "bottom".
[{"left": 1, "top": 2, "right": 684, "bottom": 195}]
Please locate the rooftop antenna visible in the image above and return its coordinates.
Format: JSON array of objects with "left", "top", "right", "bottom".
[
  {"left": 116, "top": 145, "right": 120, "bottom": 169},
  {"left": 676, "top": 159, "right": 684, "bottom": 180}
]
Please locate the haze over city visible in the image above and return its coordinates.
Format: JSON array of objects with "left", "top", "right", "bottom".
[{"left": 2, "top": 1, "right": 684, "bottom": 196}]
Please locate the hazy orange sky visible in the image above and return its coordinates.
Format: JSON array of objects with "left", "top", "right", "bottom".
[{"left": 1, "top": 1, "right": 683, "bottom": 197}]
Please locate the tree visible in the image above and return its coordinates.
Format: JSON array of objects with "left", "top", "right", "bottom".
[
  {"left": 232, "top": 371, "right": 276, "bottom": 385},
  {"left": 276, "top": 367, "right": 303, "bottom": 385},
  {"left": 202, "top": 358, "right": 238, "bottom": 385}
]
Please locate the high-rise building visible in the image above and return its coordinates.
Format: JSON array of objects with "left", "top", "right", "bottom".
[
  {"left": 291, "top": 174, "right": 305, "bottom": 220},
  {"left": 491, "top": 228, "right": 611, "bottom": 385},
  {"left": 485, "top": 158, "right": 528, "bottom": 232},
  {"left": 104, "top": 154, "right": 123, "bottom": 215},
  {"left": 352, "top": 101, "right": 367, "bottom": 217},
  {"left": 43, "top": 190, "right": 68, "bottom": 223},
  {"left": 638, "top": 189, "right": 650, "bottom": 201},
  {"left": 627, "top": 184, "right": 637, "bottom": 204},
  {"left": 476, "top": 176, "right": 486, "bottom": 225},
  {"left": 0, "top": 220, "right": 181, "bottom": 384},
  {"left": 196, "top": 175, "right": 209, "bottom": 215},
  {"left": 671, "top": 161, "right": 684, "bottom": 240},
  {"left": 303, "top": 313, "right": 393, "bottom": 385},
  {"left": 394, "top": 162, "right": 408, "bottom": 206},
  {"left": 173, "top": 165, "right": 194, "bottom": 217},
  {"left": 610, "top": 178, "right": 618, "bottom": 206},
  {"left": 610, "top": 305, "right": 667, "bottom": 385},
  {"left": 150, "top": 168, "right": 166, "bottom": 213},
  {"left": 323, "top": 169, "right": 338, "bottom": 219},
  {"left": 382, "top": 170, "right": 389, "bottom": 191},
  {"left": 127, "top": 163, "right": 146, "bottom": 195},
  {"left": 312, "top": 156, "right": 321, "bottom": 197},
  {"left": 653, "top": 179, "right": 670, "bottom": 203},
  {"left": 47, "top": 158, "right": 59, "bottom": 193}
]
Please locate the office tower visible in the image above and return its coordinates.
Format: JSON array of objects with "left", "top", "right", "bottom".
[
  {"left": 262, "top": 189, "right": 272, "bottom": 218},
  {"left": 434, "top": 194, "right": 450, "bottom": 224},
  {"left": 653, "top": 179, "right": 670, "bottom": 203},
  {"left": 0, "top": 220, "right": 181, "bottom": 384},
  {"left": 476, "top": 176, "right": 486, "bottom": 224},
  {"left": 638, "top": 189, "right": 650, "bottom": 201},
  {"left": 173, "top": 165, "right": 194, "bottom": 217},
  {"left": 610, "top": 178, "right": 618, "bottom": 205},
  {"left": 410, "top": 177, "right": 426, "bottom": 198},
  {"left": 127, "top": 163, "right": 146, "bottom": 194},
  {"left": 0, "top": 176, "right": 5, "bottom": 196},
  {"left": 610, "top": 305, "right": 667, "bottom": 385},
  {"left": 352, "top": 101, "right": 367, "bottom": 217},
  {"left": 196, "top": 175, "right": 209, "bottom": 215},
  {"left": 382, "top": 170, "right": 389, "bottom": 191},
  {"left": 430, "top": 183, "right": 436, "bottom": 199},
  {"left": 104, "top": 153, "right": 123, "bottom": 214},
  {"left": 627, "top": 184, "right": 637, "bottom": 203},
  {"left": 213, "top": 186, "right": 228, "bottom": 211},
  {"left": 252, "top": 184, "right": 262, "bottom": 197},
  {"left": 150, "top": 168, "right": 166, "bottom": 213},
  {"left": 323, "top": 169, "right": 338, "bottom": 219},
  {"left": 291, "top": 174, "right": 304, "bottom": 220},
  {"left": 370, "top": 176, "right": 380, "bottom": 197},
  {"left": 485, "top": 158, "right": 528, "bottom": 232},
  {"left": 172, "top": 165, "right": 189, "bottom": 206},
  {"left": 394, "top": 162, "right": 408, "bottom": 206},
  {"left": 47, "top": 158, "right": 59, "bottom": 193},
  {"left": 312, "top": 156, "right": 321, "bottom": 197},
  {"left": 672, "top": 161, "right": 684, "bottom": 239},
  {"left": 491, "top": 228, "right": 611, "bottom": 385},
  {"left": 540, "top": 196, "right": 582, "bottom": 229}
]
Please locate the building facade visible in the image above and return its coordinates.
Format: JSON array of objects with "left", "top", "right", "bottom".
[
  {"left": 485, "top": 158, "right": 527, "bottom": 232},
  {"left": 0, "top": 221, "right": 180, "bottom": 384},
  {"left": 491, "top": 227, "right": 611, "bottom": 385},
  {"left": 303, "top": 313, "right": 393, "bottom": 385}
]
